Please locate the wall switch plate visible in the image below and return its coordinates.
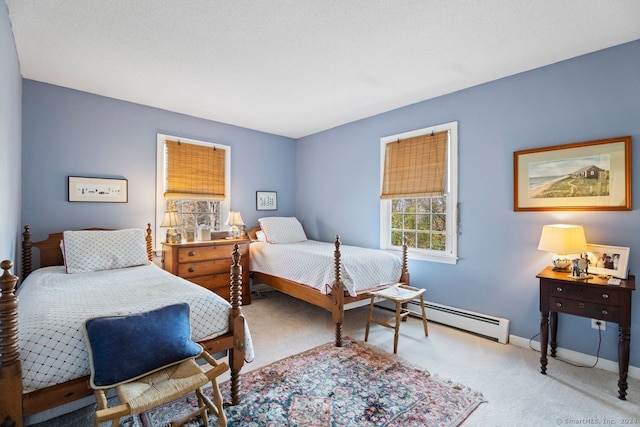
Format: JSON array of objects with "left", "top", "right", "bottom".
[{"left": 591, "top": 319, "right": 606, "bottom": 330}]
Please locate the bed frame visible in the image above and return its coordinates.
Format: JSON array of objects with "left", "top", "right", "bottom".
[
  {"left": 0, "top": 224, "right": 247, "bottom": 426},
  {"left": 248, "top": 227, "right": 409, "bottom": 347}
]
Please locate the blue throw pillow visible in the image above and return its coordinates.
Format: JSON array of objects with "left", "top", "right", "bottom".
[{"left": 83, "top": 303, "right": 203, "bottom": 388}]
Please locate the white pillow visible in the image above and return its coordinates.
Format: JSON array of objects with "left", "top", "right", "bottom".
[
  {"left": 255, "top": 230, "right": 266, "bottom": 242},
  {"left": 258, "top": 217, "right": 307, "bottom": 244},
  {"left": 63, "top": 228, "right": 149, "bottom": 273}
]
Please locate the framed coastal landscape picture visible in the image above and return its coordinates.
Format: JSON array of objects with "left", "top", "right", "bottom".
[{"left": 513, "top": 136, "right": 631, "bottom": 211}]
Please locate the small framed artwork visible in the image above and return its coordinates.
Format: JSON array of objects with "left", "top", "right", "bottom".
[
  {"left": 513, "top": 136, "right": 631, "bottom": 211},
  {"left": 584, "top": 243, "right": 630, "bottom": 279},
  {"left": 68, "top": 176, "right": 128, "bottom": 203},
  {"left": 256, "top": 191, "right": 277, "bottom": 211}
]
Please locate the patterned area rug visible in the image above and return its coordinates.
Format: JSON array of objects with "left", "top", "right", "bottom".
[{"left": 138, "top": 338, "right": 485, "bottom": 426}]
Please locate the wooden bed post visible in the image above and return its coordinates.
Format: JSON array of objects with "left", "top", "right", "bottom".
[
  {"left": 0, "top": 260, "right": 23, "bottom": 427},
  {"left": 229, "top": 244, "right": 246, "bottom": 406},
  {"left": 145, "top": 223, "right": 153, "bottom": 261},
  {"left": 400, "top": 240, "right": 409, "bottom": 284},
  {"left": 332, "top": 235, "right": 345, "bottom": 347},
  {"left": 22, "top": 226, "right": 32, "bottom": 280}
]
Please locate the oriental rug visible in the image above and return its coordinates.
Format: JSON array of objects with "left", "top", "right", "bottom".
[{"left": 137, "top": 338, "right": 485, "bottom": 426}]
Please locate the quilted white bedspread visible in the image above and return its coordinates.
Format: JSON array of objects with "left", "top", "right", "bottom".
[
  {"left": 250, "top": 240, "right": 403, "bottom": 296},
  {"left": 17, "top": 264, "right": 254, "bottom": 393}
]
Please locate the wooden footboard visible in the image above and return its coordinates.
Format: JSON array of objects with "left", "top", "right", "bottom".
[
  {"left": 0, "top": 225, "right": 247, "bottom": 426},
  {"left": 250, "top": 232, "right": 409, "bottom": 347}
]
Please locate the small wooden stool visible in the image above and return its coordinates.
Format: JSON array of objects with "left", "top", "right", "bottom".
[{"left": 364, "top": 284, "right": 429, "bottom": 354}]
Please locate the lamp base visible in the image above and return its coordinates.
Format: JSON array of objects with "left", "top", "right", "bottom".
[
  {"left": 229, "top": 225, "right": 241, "bottom": 239},
  {"left": 165, "top": 228, "right": 179, "bottom": 244},
  {"left": 551, "top": 255, "right": 572, "bottom": 271}
]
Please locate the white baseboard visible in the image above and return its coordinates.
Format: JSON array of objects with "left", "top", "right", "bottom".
[{"left": 510, "top": 334, "right": 640, "bottom": 380}]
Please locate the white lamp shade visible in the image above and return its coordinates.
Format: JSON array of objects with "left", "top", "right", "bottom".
[
  {"left": 160, "top": 210, "right": 182, "bottom": 228},
  {"left": 537, "top": 224, "right": 587, "bottom": 254},
  {"left": 225, "top": 211, "right": 244, "bottom": 226}
]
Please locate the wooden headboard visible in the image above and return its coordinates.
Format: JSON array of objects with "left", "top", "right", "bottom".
[
  {"left": 246, "top": 225, "right": 261, "bottom": 241},
  {"left": 22, "top": 224, "right": 153, "bottom": 278}
]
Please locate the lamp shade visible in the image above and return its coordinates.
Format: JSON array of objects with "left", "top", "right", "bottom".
[
  {"left": 537, "top": 224, "right": 587, "bottom": 254},
  {"left": 225, "top": 211, "right": 244, "bottom": 226},
  {"left": 160, "top": 210, "right": 182, "bottom": 228}
]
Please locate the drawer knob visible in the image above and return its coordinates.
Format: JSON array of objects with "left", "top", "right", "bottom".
[
  {"left": 556, "top": 287, "right": 563, "bottom": 292},
  {"left": 188, "top": 267, "right": 196, "bottom": 273},
  {"left": 602, "top": 293, "right": 609, "bottom": 299},
  {"left": 602, "top": 309, "right": 608, "bottom": 315},
  {"left": 188, "top": 251, "right": 196, "bottom": 256},
  {"left": 556, "top": 302, "right": 562, "bottom": 307}
]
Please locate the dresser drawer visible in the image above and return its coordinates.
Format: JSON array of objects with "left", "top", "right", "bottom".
[
  {"left": 549, "top": 296, "right": 619, "bottom": 321},
  {"left": 178, "top": 259, "right": 233, "bottom": 278},
  {"left": 548, "top": 281, "right": 619, "bottom": 305},
  {"left": 177, "top": 243, "right": 248, "bottom": 263}
]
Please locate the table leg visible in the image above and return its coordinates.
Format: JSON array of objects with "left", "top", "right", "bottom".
[
  {"left": 550, "top": 311, "right": 558, "bottom": 358},
  {"left": 618, "top": 326, "right": 630, "bottom": 400},
  {"left": 540, "top": 311, "right": 549, "bottom": 374}
]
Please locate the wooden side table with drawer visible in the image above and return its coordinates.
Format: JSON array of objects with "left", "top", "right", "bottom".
[
  {"left": 537, "top": 266, "right": 635, "bottom": 400},
  {"left": 162, "top": 237, "right": 251, "bottom": 304}
]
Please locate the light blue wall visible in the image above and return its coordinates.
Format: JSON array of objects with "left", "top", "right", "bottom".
[
  {"left": 21, "top": 81, "right": 296, "bottom": 244},
  {"left": 0, "top": 2, "right": 22, "bottom": 270},
  {"left": 296, "top": 40, "right": 640, "bottom": 367}
]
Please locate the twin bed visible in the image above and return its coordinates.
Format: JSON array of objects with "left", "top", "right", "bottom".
[
  {"left": 0, "top": 224, "right": 252, "bottom": 425},
  {"left": 0, "top": 217, "right": 408, "bottom": 425},
  {"left": 248, "top": 216, "right": 409, "bottom": 346}
]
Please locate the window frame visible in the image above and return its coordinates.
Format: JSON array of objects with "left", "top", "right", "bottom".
[
  {"left": 155, "top": 133, "right": 231, "bottom": 251},
  {"left": 379, "top": 121, "right": 458, "bottom": 264}
]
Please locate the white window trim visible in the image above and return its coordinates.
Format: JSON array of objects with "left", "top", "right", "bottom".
[
  {"left": 155, "top": 133, "right": 231, "bottom": 252},
  {"left": 379, "top": 121, "right": 458, "bottom": 264}
]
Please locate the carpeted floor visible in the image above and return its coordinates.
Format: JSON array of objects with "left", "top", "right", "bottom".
[
  {"left": 139, "top": 338, "right": 484, "bottom": 426},
  {"left": 29, "top": 289, "right": 640, "bottom": 426}
]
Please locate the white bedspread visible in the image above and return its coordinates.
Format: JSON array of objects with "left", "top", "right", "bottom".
[
  {"left": 250, "top": 240, "right": 403, "bottom": 296},
  {"left": 17, "top": 264, "right": 254, "bottom": 393}
]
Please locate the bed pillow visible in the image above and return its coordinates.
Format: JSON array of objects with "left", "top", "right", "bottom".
[
  {"left": 83, "top": 303, "right": 202, "bottom": 389},
  {"left": 63, "top": 228, "right": 149, "bottom": 273},
  {"left": 258, "top": 217, "right": 307, "bottom": 243},
  {"left": 255, "top": 230, "right": 266, "bottom": 242}
]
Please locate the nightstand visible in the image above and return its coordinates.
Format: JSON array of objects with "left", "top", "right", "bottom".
[
  {"left": 537, "top": 266, "right": 635, "bottom": 399},
  {"left": 162, "top": 237, "right": 251, "bottom": 304}
]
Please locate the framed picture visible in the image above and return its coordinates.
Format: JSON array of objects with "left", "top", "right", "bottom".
[
  {"left": 585, "top": 243, "right": 630, "bottom": 279},
  {"left": 256, "top": 191, "right": 277, "bottom": 211},
  {"left": 68, "top": 176, "right": 128, "bottom": 203},
  {"left": 513, "top": 136, "right": 631, "bottom": 211}
]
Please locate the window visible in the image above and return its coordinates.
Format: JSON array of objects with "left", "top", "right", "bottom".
[
  {"left": 379, "top": 121, "right": 458, "bottom": 264},
  {"left": 155, "top": 134, "right": 231, "bottom": 250}
]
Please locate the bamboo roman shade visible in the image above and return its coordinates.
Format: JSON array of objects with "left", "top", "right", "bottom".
[
  {"left": 380, "top": 130, "right": 448, "bottom": 199},
  {"left": 163, "top": 139, "right": 226, "bottom": 199}
]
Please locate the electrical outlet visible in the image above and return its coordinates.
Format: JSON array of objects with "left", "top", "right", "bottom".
[{"left": 591, "top": 319, "right": 606, "bottom": 330}]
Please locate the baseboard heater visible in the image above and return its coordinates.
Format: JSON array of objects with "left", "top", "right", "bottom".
[{"left": 380, "top": 299, "right": 510, "bottom": 344}]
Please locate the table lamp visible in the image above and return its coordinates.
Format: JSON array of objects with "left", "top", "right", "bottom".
[
  {"left": 225, "top": 211, "right": 244, "bottom": 239},
  {"left": 537, "top": 224, "right": 587, "bottom": 271},
  {"left": 160, "top": 210, "right": 182, "bottom": 243}
]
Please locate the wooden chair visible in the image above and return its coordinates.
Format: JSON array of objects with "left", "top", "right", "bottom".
[
  {"left": 92, "top": 350, "right": 229, "bottom": 427},
  {"left": 364, "top": 284, "right": 429, "bottom": 353},
  {"left": 83, "top": 303, "right": 229, "bottom": 427}
]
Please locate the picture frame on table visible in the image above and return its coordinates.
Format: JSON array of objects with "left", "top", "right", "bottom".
[
  {"left": 68, "top": 176, "right": 128, "bottom": 203},
  {"left": 585, "top": 243, "right": 630, "bottom": 279},
  {"left": 256, "top": 191, "right": 277, "bottom": 211},
  {"left": 513, "top": 136, "right": 631, "bottom": 211}
]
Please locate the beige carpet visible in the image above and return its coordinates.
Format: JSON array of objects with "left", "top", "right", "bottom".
[{"left": 243, "top": 290, "right": 639, "bottom": 427}]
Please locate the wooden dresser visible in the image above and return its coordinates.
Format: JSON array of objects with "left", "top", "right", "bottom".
[{"left": 162, "top": 237, "right": 251, "bottom": 304}]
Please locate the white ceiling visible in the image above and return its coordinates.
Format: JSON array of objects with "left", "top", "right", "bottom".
[{"left": 6, "top": 1, "right": 640, "bottom": 138}]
